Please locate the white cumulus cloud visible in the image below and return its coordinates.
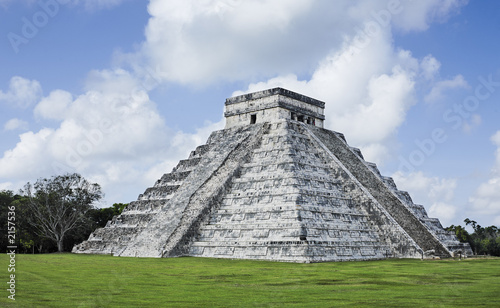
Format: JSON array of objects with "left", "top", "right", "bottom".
[
  {"left": 428, "top": 202, "right": 457, "bottom": 225},
  {"left": 127, "top": 0, "right": 468, "bottom": 86},
  {"left": 469, "top": 131, "right": 500, "bottom": 224},
  {"left": 0, "top": 0, "right": 470, "bottom": 207},
  {"left": 0, "top": 71, "right": 224, "bottom": 204},
  {"left": 392, "top": 170, "right": 458, "bottom": 226},
  {"left": 3, "top": 118, "right": 29, "bottom": 131},
  {"left": 392, "top": 0, "right": 468, "bottom": 32},
  {"left": 420, "top": 55, "right": 441, "bottom": 80},
  {"left": 34, "top": 90, "right": 73, "bottom": 121},
  {"left": 424, "top": 74, "right": 468, "bottom": 102},
  {"left": 0, "top": 76, "right": 42, "bottom": 108}
]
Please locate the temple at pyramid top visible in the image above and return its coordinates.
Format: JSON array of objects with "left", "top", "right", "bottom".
[{"left": 225, "top": 88, "right": 325, "bottom": 128}]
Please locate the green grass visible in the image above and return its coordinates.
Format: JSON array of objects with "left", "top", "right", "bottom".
[{"left": 1, "top": 254, "right": 499, "bottom": 307}]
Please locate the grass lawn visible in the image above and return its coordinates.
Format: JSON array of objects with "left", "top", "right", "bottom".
[{"left": 0, "top": 254, "right": 499, "bottom": 307}]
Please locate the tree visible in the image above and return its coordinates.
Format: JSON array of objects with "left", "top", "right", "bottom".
[
  {"left": 0, "top": 191, "right": 20, "bottom": 253},
  {"left": 86, "top": 203, "right": 128, "bottom": 229},
  {"left": 458, "top": 218, "right": 500, "bottom": 256},
  {"left": 22, "top": 173, "right": 103, "bottom": 252},
  {"left": 112, "top": 203, "right": 128, "bottom": 215},
  {"left": 446, "top": 224, "right": 470, "bottom": 243}
]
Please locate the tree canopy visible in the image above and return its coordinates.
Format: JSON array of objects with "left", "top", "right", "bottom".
[
  {"left": 447, "top": 219, "right": 500, "bottom": 257},
  {"left": 1, "top": 174, "right": 129, "bottom": 254},
  {"left": 22, "top": 173, "right": 104, "bottom": 252}
]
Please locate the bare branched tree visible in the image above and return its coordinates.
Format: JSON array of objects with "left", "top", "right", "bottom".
[{"left": 23, "top": 173, "right": 103, "bottom": 252}]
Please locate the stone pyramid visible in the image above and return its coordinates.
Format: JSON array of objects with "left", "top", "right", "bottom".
[{"left": 73, "top": 88, "right": 472, "bottom": 262}]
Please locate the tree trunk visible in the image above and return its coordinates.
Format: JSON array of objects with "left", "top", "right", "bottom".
[{"left": 57, "top": 239, "right": 64, "bottom": 252}]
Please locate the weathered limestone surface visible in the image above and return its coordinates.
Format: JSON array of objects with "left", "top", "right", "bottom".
[
  {"left": 225, "top": 88, "right": 325, "bottom": 129},
  {"left": 307, "top": 125, "right": 471, "bottom": 256},
  {"left": 188, "top": 120, "right": 422, "bottom": 262},
  {"left": 73, "top": 87, "right": 471, "bottom": 261}
]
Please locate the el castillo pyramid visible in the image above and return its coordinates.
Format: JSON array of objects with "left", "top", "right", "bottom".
[{"left": 73, "top": 88, "right": 472, "bottom": 262}]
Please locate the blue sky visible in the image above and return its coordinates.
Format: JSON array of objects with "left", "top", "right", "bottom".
[{"left": 1, "top": 0, "right": 499, "bottom": 228}]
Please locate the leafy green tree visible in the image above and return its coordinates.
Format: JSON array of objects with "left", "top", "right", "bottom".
[
  {"left": 494, "top": 237, "right": 500, "bottom": 256},
  {"left": 85, "top": 203, "right": 128, "bottom": 229},
  {"left": 22, "top": 173, "right": 103, "bottom": 252},
  {"left": 446, "top": 224, "right": 470, "bottom": 243},
  {"left": 460, "top": 218, "right": 500, "bottom": 256},
  {"left": 112, "top": 203, "right": 128, "bottom": 215},
  {"left": 68, "top": 202, "right": 129, "bottom": 250},
  {"left": 86, "top": 207, "right": 114, "bottom": 229},
  {"left": 0, "top": 191, "right": 20, "bottom": 253}
]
